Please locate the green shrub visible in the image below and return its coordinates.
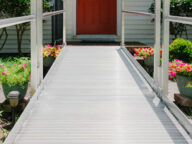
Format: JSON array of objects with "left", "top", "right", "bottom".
[
  {"left": 0, "top": 57, "right": 31, "bottom": 88},
  {"left": 169, "top": 38, "right": 192, "bottom": 63}
]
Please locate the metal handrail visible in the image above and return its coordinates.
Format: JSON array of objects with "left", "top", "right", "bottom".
[
  {"left": 165, "top": 15, "right": 192, "bottom": 25},
  {"left": 121, "top": 3, "right": 160, "bottom": 84},
  {"left": 122, "top": 10, "right": 155, "bottom": 18},
  {"left": 161, "top": 1, "right": 192, "bottom": 96},
  {"left": 0, "top": 10, "right": 66, "bottom": 29},
  {"left": 43, "top": 10, "right": 65, "bottom": 18},
  {"left": 0, "top": 15, "right": 36, "bottom": 29}
]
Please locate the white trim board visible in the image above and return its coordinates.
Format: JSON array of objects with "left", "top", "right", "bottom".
[{"left": 75, "top": 35, "right": 119, "bottom": 41}]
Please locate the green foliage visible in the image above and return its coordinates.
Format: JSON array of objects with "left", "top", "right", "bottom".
[
  {"left": 149, "top": 0, "right": 192, "bottom": 39},
  {"left": 1, "top": 128, "right": 9, "bottom": 142},
  {"left": 0, "top": 0, "right": 30, "bottom": 17},
  {"left": 0, "top": 57, "right": 31, "bottom": 88},
  {"left": 0, "top": 110, "right": 3, "bottom": 117},
  {"left": 0, "top": 0, "right": 51, "bottom": 17},
  {"left": 169, "top": 38, "right": 192, "bottom": 63}
]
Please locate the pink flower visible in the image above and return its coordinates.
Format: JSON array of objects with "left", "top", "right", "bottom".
[
  {"left": 2, "top": 72, "right": 6, "bottom": 75},
  {"left": 171, "top": 72, "right": 176, "bottom": 77},
  {"left": 47, "top": 44, "right": 52, "bottom": 47},
  {"left": 23, "top": 62, "right": 27, "bottom": 69}
]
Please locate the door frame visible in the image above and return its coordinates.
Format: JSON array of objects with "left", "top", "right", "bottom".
[{"left": 73, "top": 0, "right": 122, "bottom": 38}]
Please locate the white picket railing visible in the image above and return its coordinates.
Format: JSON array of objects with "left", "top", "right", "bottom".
[
  {"left": 162, "top": 0, "right": 192, "bottom": 94},
  {"left": 0, "top": 0, "right": 66, "bottom": 92}
]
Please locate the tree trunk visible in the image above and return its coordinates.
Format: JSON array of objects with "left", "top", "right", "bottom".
[
  {"left": 16, "top": 25, "right": 22, "bottom": 55},
  {"left": 0, "top": 28, "right": 8, "bottom": 50},
  {"left": 16, "top": 24, "right": 28, "bottom": 56}
]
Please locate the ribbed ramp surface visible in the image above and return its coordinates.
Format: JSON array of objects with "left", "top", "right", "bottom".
[{"left": 8, "top": 46, "right": 192, "bottom": 143}]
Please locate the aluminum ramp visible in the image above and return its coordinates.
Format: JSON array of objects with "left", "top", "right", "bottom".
[{"left": 5, "top": 46, "right": 192, "bottom": 144}]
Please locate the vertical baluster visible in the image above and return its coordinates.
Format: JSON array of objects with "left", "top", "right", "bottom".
[
  {"left": 31, "top": 0, "right": 43, "bottom": 93},
  {"left": 63, "top": 0, "right": 67, "bottom": 45},
  {"left": 121, "top": 0, "right": 125, "bottom": 48},
  {"left": 154, "top": 0, "right": 161, "bottom": 85},
  {"left": 162, "top": 0, "right": 170, "bottom": 94}
]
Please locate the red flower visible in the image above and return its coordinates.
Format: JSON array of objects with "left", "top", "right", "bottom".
[
  {"left": 176, "top": 67, "right": 181, "bottom": 71},
  {"left": 2, "top": 72, "right": 6, "bottom": 75}
]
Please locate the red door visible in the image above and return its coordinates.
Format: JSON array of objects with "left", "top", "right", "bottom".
[{"left": 77, "top": 0, "right": 117, "bottom": 34}]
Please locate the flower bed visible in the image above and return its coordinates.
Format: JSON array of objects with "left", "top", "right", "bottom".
[
  {"left": 133, "top": 47, "right": 162, "bottom": 67},
  {"left": 133, "top": 47, "right": 154, "bottom": 58},
  {"left": 133, "top": 47, "right": 163, "bottom": 58},
  {"left": 133, "top": 47, "right": 191, "bottom": 81}
]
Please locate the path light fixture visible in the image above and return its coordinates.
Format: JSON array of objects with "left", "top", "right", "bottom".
[{"left": 7, "top": 91, "right": 20, "bottom": 125}]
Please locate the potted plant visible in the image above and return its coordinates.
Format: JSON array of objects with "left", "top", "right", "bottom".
[
  {"left": 134, "top": 47, "right": 154, "bottom": 67},
  {"left": 43, "top": 44, "right": 62, "bottom": 67},
  {"left": 168, "top": 59, "right": 186, "bottom": 81},
  {"left": 43, "top": 44, "right": 55, "bottom": 67},
  {"left": 175, "top": 63, "right": 192, "bottom": 98},
  {"left": 0, "top": 58, "right": 31, "bottom": 100}
]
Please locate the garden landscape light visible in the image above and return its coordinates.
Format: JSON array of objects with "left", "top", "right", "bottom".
[
  {"left": 7, "top": 91, "right": 19, "bottom": 108},
  {"left": 7, "top": 91, "right": 20, "bottom": 125}
]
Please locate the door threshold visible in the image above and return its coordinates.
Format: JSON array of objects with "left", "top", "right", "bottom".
[{"left": 74, "top": 35, "right": 118, "bottom": 40}]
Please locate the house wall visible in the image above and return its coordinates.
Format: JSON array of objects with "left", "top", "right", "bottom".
[
  {"left": 124, "top": 0, "right": 155, "bottom": 45},
  {"left": 0, "top": 0, "right": 192, "bottom": 53}
]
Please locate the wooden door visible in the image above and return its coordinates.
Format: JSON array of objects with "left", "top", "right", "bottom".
[{"left": 77, "top": 0, "right": 117, "bottom": 34}]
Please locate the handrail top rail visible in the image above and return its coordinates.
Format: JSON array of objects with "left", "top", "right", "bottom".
[
  {"left": 43, "top": 10, "right": 65, "bottom": 18},
  {"left": 0, "top": 10, "right": 65, "bottom": 29},
  {"left": 0, "top": 15, "right": 36, "bottom": 29},
  {"left": 122, "top": 10, "right": 192, "bottom": 25},
  {"left": 122, "top": 10, "right": 155, "bottom": 18},
  {"left": 165, "top": 15, "right": 192, "bottom": 25}
]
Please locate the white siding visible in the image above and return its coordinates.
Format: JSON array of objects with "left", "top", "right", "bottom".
[
  {"left": 123, "top": 0, "right": 155, "bottom": 45},
  {"left": 0, "top": 0, "right": 192, "bottom": 53}
]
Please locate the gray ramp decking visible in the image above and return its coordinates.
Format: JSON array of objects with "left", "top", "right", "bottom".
[{"left": 7, "top": 46, "right": 192, "bottom": 143}]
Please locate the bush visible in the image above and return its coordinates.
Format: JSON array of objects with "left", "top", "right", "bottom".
[
  {"left": 169, "top": 38, "right": 192, "bottom": 63},
  {"left": 0, "top": 57, "right": 31, "bottom": 88}
]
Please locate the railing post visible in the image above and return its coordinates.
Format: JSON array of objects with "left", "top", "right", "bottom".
[
  {"left": 31, "top": 0, "right": 38, "bottom": 92},
  {"left": 31, "top": 0, "right": 43, "bottom": 93},
  {"left": 37, "top": 0, "right": 43, "bottom": 86},
  {"left": 121, "top": 0, "right": 125, "bottom": 48},
  {"left": 154, "top": 0, "right": 161, "bottom": 85},
  {"left": 63, "top": 0, "right": 66, "bottom": 45},
  {"left": 162, "top": 0, "right": 170, "bottom": 94}
]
